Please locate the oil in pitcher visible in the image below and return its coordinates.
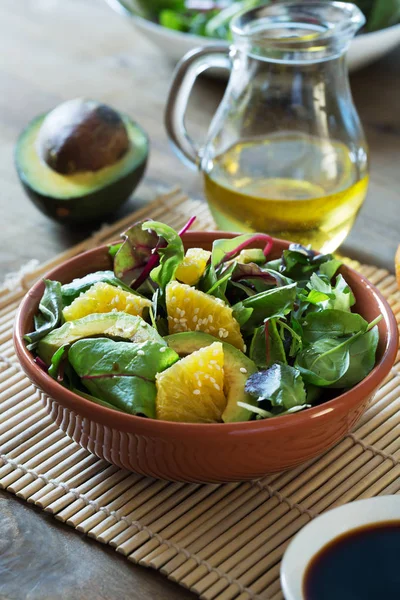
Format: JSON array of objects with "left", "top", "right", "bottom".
[
  {"left": 203, "top": 133, "right": 368, "bottom": 252},
  {"left": 166, "top": 2, "right": 369, "bottom": 253}
]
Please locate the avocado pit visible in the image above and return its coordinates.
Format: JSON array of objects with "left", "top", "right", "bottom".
[{"left": 36, "top": 98, "right": 130, "bottom": 174}]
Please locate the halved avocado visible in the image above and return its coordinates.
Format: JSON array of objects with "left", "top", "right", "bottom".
[
  {"left": 15, "top": 99, "right": 149, "bottom": 223},
  {"left": 166, "top": 332, "right": 257, "bottom": 423},
  {"left": 38, "top": 312, "right": 163, "bottom": 365}
]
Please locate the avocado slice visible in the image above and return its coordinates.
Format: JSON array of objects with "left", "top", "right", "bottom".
[
  {"left": 15, "top": 105, "right": 148, "bottom": 223},
  {"left": 166, "top": 332, "right": 257, "bottom": 423},
  {"left": 37, "top": 312, "right": 163, "bottom": 365}
]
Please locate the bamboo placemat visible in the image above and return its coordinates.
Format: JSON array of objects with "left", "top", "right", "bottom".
[{"left": 1, "top": 188, "right": 400, "bottom": 600}]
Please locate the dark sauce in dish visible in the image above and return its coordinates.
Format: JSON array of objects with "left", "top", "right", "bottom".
[{"left": 304, "top": 521, "right": 400, "bottom": 600}]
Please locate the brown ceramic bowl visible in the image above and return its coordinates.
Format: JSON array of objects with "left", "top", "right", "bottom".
[{"left": 14, "top": 232, "right": 399, "bottom": 483}]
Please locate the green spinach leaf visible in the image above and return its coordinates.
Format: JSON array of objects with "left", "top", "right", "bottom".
[
  {"left": 302, "top": 310, "right": 368, "bottom": 343},
  {"left": 24, "top": 279, "right": 63, "bottom": 349},
  {"left": 61, "top": 270, "right": 133, "bottom": 306},
  {"left": 330, "top": 325, "right": 380, "bottom": 388},
  {"left": 295, "top": 335, "right": 360, "bottom": 386},
  {"left": 69, "top": 337, "right": 179, "bottom": 418},
  {"left": 233, "top": 283, "right": 297, "bottom": 331},
  {"left": 250, "top": 320, "right": 287, "bottom": 368}
]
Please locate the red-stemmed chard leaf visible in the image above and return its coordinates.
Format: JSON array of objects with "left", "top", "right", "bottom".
[
  {"left": 113, "top": 217, "right": 196, "bottom": 290},
  {"left": 113, "top": 220, "right": 159, "bottom": 287}
]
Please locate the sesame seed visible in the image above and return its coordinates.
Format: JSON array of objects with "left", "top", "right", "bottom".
[
  {"left": 214, "top": 384, "right": 221, "bottom": 391},
  {"left": 179, "top": 318, "right": 187, "bottom": 324},
  {"left": 210, "top": 377, "right": 216, "bottom": 384},
  {"left": 137, "top": 350, "right": 145, "bottom": 356},
  {"left": 209, "top": 326, "right": 215, "bottom": 332},
  {"left": 194, "top": 308, "right": 199, "bottom": 315},
  {"left": 193, "top": 389, "right": 201, "bottom": 395},
  {"left": 193, "top": 316, "right": 198, "bottom": 323},
  {"left": 173, "top": 317, "right": 179, "bottom": 323},
  {"left": 218, "top": 329, "right": 224, "bottom": 338},
  {"left": 243, "top": 345, "right": 247, "bottom": 352},
  {"left": 171, "top": 296, "right": 177, "bottom": 303},
  {"left": 184, "top": 298, "right": 190, "bottom": 304},
  {"left": 213, "top": 349, "right": 219, "bottom": 356},
  {"left": 223, "top": 331, "right": 229, "bottom": 338},
  {"left": 210, "top": 360, "right": 217, "bottom": 365},
  {"left": 159, "top": 347, "right": 167, "bottom": 353},
  {"left": 215, "top": 365, "right": 222, "bottom": 370},
  {"left": 240, "top": 367, "right": 247, "bottom": 374},
  {"left": 198, "top": 360, "right": 204, "bottom": 367},
  {"left": 208, "top": 315, "right": 213, "bottom": 323},
  {"left": 180, "top": 309, "right": 186, "bottom": 316}
]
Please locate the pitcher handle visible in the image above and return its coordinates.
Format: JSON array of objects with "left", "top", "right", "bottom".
[{"left": 165, "top": 46, "right": 231, "bottom": 170}]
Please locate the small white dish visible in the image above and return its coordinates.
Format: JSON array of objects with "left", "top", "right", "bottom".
[{"left": 280, "top": 496, "right": 400, "bottom": 600}]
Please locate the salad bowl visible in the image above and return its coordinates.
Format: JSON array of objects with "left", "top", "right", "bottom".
[{"left": 14, "top": 232, "right": 398, "bottom": 483}]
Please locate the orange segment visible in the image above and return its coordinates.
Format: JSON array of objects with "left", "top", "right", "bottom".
[
  {"left": 156, "top": 342, "right": 226, "bottom": 423},
  {"left": 166, "top": 281, "right": 245, "bottom": 351},
  {"left": 175, "top": 247, "right": 211, "bottom": 285},
  {"left": 63, "top": 282, "right": 151, "bottom": 321}
]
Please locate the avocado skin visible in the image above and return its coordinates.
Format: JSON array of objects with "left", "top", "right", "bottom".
[
  {"left": 15, "top": 113, "right": 149, "bottom": 224},
  {"left": 166, "top": 332, "right": 257, "bottom": 423},
  {"left": 18, "top": 158, "right": 147, "bottom": 224}
]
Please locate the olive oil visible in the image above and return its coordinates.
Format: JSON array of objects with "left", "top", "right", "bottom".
[{"left": 203, "top": 134, "right": 368, "bottom": 253}]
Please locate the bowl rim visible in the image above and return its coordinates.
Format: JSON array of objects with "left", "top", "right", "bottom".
[
  {"left": 14, "top": 230, "right": 399, "bottom": 434},
  {"left": 108, "top": 2, "right": 400, "bottom": 43},
  {"left": 280, "top": 495, "right": 400, "bottom": 600}
]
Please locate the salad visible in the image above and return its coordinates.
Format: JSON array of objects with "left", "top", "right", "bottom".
[
  {"left": 25, "top": 218, "right": 381, "bottom": 424},
  {"left": 136, "top": 0, "right": 400, "bottom": 36}
]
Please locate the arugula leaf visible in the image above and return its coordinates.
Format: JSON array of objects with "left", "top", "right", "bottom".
[
  {"left": 142, "top": 220, "right": 185, "bottom": 292},
  {"left": 24, "top": 279, "right": 63, "bottom": 349},
  {"left": 233, "top": 283, "right": 297, "bottom": 331},
  {"left": 295, "top": 335, "right": 360, "bottom": 386},
  {"left": 319, "top": 258, "right": 342, "bottom": 280},
  {"left": 245, "top": 363, "right": 307, "bottom": 410},
  {"left": 306, "top": 273, "right": 355, "bottom": 312},
  {"left": 113, "top": 220, "right": 159, "bottom": 287},
  {"left": 302, "top": 310, "right": 368, "bottom": 343},
  {"left": 69, "top": 337, "right": 179, "bottom": 418},
  {"left": 250, "top": 320, "right": 287, "bottom": 369},
  {"left": 330, "top": 325, "right": 380, "bottom": 388},
  {"left": 61, "top": 270, "right": 133, "bottom": 306}
]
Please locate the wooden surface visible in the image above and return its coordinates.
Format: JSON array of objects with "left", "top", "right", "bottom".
[{"left": 0, "top": 0, "right": 399, "bottom": 598}]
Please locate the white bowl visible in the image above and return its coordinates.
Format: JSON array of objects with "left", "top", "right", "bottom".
[
  {"left": 106, "top": 0, "right": 400, "bottom": 73},
  {"left": 280, "top": 495, "right": 400, "bottom": 600}
]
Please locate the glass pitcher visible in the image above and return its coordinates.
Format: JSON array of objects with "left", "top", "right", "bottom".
[{"left": 165, "top": 1, "right": 368, "bottom": 253}]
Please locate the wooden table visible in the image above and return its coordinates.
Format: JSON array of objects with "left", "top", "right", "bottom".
[{"left": 0, "top": 0, "right": 399, "bottom": 598}]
